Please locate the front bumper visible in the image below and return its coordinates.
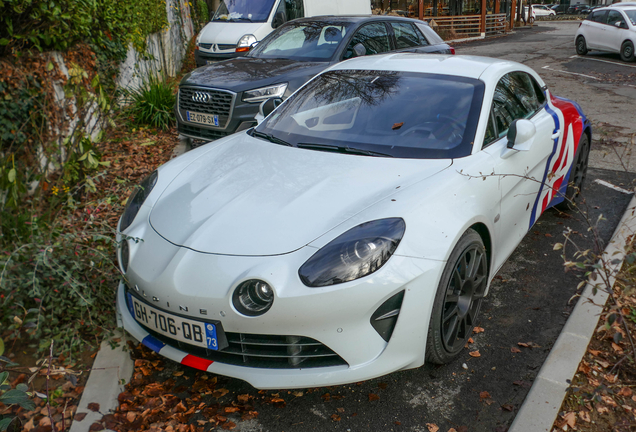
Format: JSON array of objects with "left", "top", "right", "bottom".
[
  {"left": 116, "top": 221, "right": 444, "bottom": 389},
  {"left": 195, "top": 49, "right": 247, "bottom": 67}
]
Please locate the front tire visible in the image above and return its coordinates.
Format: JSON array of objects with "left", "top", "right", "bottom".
[
  {"left": 426, "top": 229, "right": 488, "bottom": 365},
  {"left": 576, "top": 36, "right": 588, "bottom": 55},
  {"left": 620, "top": 41, "right": 635, "bottom": 62},
  {"left": 556, "top": 134, "right": 590, "bottom": 211}
]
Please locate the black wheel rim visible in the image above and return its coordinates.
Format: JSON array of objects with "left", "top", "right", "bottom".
[
  {"left": 625, "top": 44, "right": 633, "bottom": 59},
  {"left": 577, "top": 38, "right": 585, "bottom": 53},
  {"left": 441, "top": 245, "right": 488, "bottom": 353}
]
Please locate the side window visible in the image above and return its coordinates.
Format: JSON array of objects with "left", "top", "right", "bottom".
[
  {"left": 343, "top": 23, "right": 391, "bottom": 59},
  {"left": 285, "top": 0, "right": 304, "bottom": 21},
  {"left": 607, "top": 10, "right": 624, "bottom": 27},
  {"left": 483, "top": 112, "right": 497, "bottom": 148},
  {"left": 491, "top": 72, "right": 539, "bottom": 139},
  {"left": 591, "top": 10, "right": 608, "bottom": 23},
  {"left": 390, "top": 22, "right": 421, "bottom": 49}
]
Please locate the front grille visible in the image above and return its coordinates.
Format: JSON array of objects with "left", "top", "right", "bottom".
[
  {"left": 218, "top": 44, "right": 235, "bottom": 50},
  {"left": 178, "top": 123, "right": 231, "bottom": 141},
  {"left": 199, "top": 43, "right": 213, "bottom": 49},
  {"left": 143, "top": 326, "right": 348, "bottom": 369},
  {"left": 178, "top": 87, "right": 234, "bottom": 127}
]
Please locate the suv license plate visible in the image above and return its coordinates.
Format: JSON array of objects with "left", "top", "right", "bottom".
[{"left": 186, "top": 111, "right": 219, "bottom": 127}]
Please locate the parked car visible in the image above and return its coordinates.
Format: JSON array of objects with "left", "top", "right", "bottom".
[
  {"left": 532, "top": 4, "right": 557, "bottom": 16},
  {"left": 117, "top": 54, "right": 591, "bottom": 389},
  {"left": 177, "top": 16, "right": 454, "bottom": 142},
  {"left": 575, "top": 5, "right": 636, "bottom": 62},
  {"left": 567, "top": 4, "right": 591, "bottom": 14},
  {"left": 551, "top": 4, "right": 569, "bottom": 14},
  {"left": 195, "top": 0, "right": 371, "bottom": 66}
]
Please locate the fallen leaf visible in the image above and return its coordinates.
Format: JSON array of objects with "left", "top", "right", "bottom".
[
  {"left": 392, "top": 122, "right": 404, "bottom": 130},
  {"left": 589, "top": 349, "right": 601, "bottom": 356},
  {"left": 578, "top": 411, "right": 590, "bottom": 422},
  {"left": 237, "top": 394, "right": 250, "bottom": 403},
  {"left": 611, "top": 342, "right": 623, "bottom": 352},
  {"left": 427, "top": 423, "right": 439, "bottom": 432},
  {"left": 468, "top": 338, "right": 474, "bottom": 344},
  {"left": 469, "top": 350, "right": 481, "bottom": 358},
  {"left": 473, "top": 327, "right": 485, "bottom": 334},
  {"left": 75, "top": 413, "right": 87, "bottom": 422},
  {"left": 89, "top": 423, "right": 104, "bottom": 431},
  {"left": 597, "top": 405, "right": 609, "bottom": 414},
  {"left": 395, "top": 421, "right": 402, "bottom": 425},
  {"left": 501, "top": 403, "right": 514, "bottom": 411},
  {"left": 511, "top": 347, "right": 522, "bottom": 353},
  {"left": 369, "top": 393, "right": 380, "bottom": 401},
  {"left": 336, "top": 408, "right": 345, "bottom": 413},
  {"left": 618, "top": 387, "right": 633, "bottom": 397},
  {"left": 448, "top": 429, "right": 457, "bottom": 432},
  {"left": 172, "top": 371, "right": 184, "bottom": 377},
  {"left": 222, "top": 421, "right": 236, "bottom": 430},
  {"left": 563, "top": 412, "right": 576, "bottom": 428},
  {"left": 224, "top": 407, "right": 240, "bottom": 413},
  {"left": 479, "top": 391, "right": 491, "bottom": 399},
  {"left": 378, "top": 382, "right": 388, "bottom": 389},
  {"left": 331, "top": 414, "right": 341, "bottom": 421},
  {"left": 596, "top": 359, "right": 610, "bottom": 368},
  {"left": 87, "top": 402, "right": 100, "bottom": 412},
  {"left": 292, "top": 391, "right": 304, "bottom": 397}
]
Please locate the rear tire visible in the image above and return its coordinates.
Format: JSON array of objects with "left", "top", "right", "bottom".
[
  {"left": 426, "top": 229, "right": 488, "bottom": 365},
  {"left": 576, "top": 36, "right": 588, "bottom": 55},
  {"left": 555, "top": 134, "right": 590, "bottom": 211},
  {"left": 620, "top": 41, "right": 635, "bottom": 62}
]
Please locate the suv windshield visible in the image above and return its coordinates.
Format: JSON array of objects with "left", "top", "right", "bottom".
[
  {"left": 249, "top": 21, "right": 354, "bottom": 61},
  {"left": 255, "top": 70, "right": 485, "bottom": 159},
  {"left": 213, "top": 0, "right": 276, "bottom": 22}
]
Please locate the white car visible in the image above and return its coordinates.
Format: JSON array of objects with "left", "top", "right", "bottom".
[
  {"left": 532, "top": 4, "right": 557, "bottom": 16},
  {"left": 116, "top": 54, "right": 591, "bottom": 389},
  {"left": 575, "top": 5, "right": 636, "bottom": 61}
]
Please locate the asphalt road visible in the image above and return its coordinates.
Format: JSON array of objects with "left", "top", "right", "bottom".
[{"left": 127, "top": 22, "right": 636, "bottom": 432}]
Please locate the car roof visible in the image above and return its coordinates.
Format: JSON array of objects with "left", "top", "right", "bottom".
[
  {"left": 329, "top": 53, "right": 519, "bottom": 80},
  {"left": 595, "top": 4, "right": 636, "bottom": 10},
  {"left": 609, "top": 2, "right": 636, "bottom": 7}
]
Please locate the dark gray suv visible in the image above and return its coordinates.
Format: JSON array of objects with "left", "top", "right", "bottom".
[{"left": 176, "top": 15, "right": 454, "bottom": 142}]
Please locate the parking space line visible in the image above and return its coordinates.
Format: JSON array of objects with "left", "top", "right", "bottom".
[
  {"left": 569, "top": 54, "right": 636, "bottom": 69},
  {"left": 594, "top": 179, "right": 634, "bottom": 194},
  {"left": 541, "top": 65, "right": 601, "bottom": 80}
]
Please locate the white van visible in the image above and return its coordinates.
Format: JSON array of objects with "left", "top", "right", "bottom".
[{"left": 194, "top": 0, "right": 372, "bottom": 66}]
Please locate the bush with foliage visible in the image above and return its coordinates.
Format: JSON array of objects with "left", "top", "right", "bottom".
[{"left": 123, "top": 76, "right": 176, "bottom": 131}]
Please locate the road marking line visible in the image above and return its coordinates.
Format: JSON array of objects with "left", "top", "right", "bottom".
[
  {"left": 569, "top": 54, "right": 636, "bottom": 69},
  {"left": 541, "top": 65, "right": 601, "bottom": 80},
  {"left": 594, "top": 179, "right": 634, "bottom": 194}
]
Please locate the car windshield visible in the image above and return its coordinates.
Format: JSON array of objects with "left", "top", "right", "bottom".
[
  {"left": 213, "top": 0, "right": 276, "bottom": 23},
  {"left": 248, "top": 21, "right": 353, "bottom": 61},
  {"left": 254, "top": 70, "right": 485, "bottom": 159},
  {"left": 625, "top": 10, "right": 636, "bottom": 25}
]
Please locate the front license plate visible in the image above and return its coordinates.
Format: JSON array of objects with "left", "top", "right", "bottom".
[
  {"left": 127, "top": 293, "right": 219, "bottom": 350},
  {"left": 186, "top": 111, "right": 219, "bottom": 127}
]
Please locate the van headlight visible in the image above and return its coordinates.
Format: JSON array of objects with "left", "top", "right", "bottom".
[{"left": 236, "top": 34, "right": 257, "bottom": 52}]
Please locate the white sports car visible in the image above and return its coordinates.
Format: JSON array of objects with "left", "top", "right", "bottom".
[{"left": 116, "top": 54, "right": 591, "bottom": 389}]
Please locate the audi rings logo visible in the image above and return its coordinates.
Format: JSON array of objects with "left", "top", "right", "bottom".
[{"left": 192, "top": 91, "right": 211, "bottom": 103}]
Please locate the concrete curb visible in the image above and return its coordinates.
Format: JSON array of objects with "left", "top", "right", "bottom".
[
  {"left": 508, "top": 193, "right": 636, "bottom": 432},
  {"left": 69, "top": 330, "right": 133, "bottom": 432}
]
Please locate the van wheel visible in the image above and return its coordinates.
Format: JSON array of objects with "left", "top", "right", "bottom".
[
  {"left": 620, "top": 41, "right": 635, "bottom": 62},
  {"left": 576, "top": 36, "right": 588, "bottom": 55}
]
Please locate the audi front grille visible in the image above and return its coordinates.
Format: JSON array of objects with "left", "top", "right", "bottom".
[{"left": 178, "top": 87, "right": 236, "bottom": 129}]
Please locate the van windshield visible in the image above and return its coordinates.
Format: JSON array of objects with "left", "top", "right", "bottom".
[{"left": 213, "top": 0, "right": 276, "bottom": 23}]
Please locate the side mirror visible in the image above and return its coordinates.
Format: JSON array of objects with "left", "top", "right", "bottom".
[
  {"left": 506, "top": 119, "right": 536, "bottom": 149},
  {"left": 353, "top": 43, "right": 366, "bottom": 57},
  {"left": 259, "top": 97, "right": 284, "bottom": 118},
  {"left": 272, "top": 11, "right": 286, "bottom": 28}
]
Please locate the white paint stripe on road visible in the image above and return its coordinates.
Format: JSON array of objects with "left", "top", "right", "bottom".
[
  {"left": 594, "top": 179, "right": 634, "bottom": 194},
  {"left": 541, "top": 65, "right": 601, "bottom": 80},
  {"left": 569, "top": 54, "right": 636, "bottom": 69}
]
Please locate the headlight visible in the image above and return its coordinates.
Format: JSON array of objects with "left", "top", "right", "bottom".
[
  {"left": 119, "top": 171, "right": 158, "bottom": 232},
  {"left": 299, "top": 218, "right": 406, "bottom": 287},
  {"left": 232, "top": 280, "right": 275, "bottom": 316},
  {"left": 242, "top": 83, "right": 288, "bottom": 103},
  {"left": 236, "top": 34, "right": 257, "bottom": 52},
  {"left": 119, "top": 239, "right": 130, "bottom": 274},
  {"left": 195, "top": 32, "right": 202, "bottom": 47}
]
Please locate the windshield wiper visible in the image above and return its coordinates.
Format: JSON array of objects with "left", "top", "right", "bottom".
[
  {"left": 230, "top": 17, "right": 253, "bottom": 22},
  {"left": 297, "top": 143, "right": 394, "bottom": 158},
  {"left": 251, "top": 130, "right": 293, "bottom": 147}
]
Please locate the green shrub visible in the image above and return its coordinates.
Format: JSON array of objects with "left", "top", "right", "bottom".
[{"left": 123, "top": 76, "right": 176, "bottom": 131}]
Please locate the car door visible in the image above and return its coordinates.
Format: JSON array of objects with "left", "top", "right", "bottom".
[
  {"left": 584, "top": 10, "right": 609, "bottom": 50},
  {"left": 601, "top": 10, "right": 629, "bottom": 52},
  {"left": 342, "top": 22, "right": 392, "bottom": 60},
  {"left": 480, "top": 72, "right": 559, "bottom": 267}
]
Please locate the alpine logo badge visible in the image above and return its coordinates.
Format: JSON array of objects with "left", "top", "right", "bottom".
[{"left": 192, "top": 91, "right": 211, "bottom": 103}]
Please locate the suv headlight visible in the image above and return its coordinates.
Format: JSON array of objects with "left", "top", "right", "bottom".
[
  {"left": 242, "top": 83, "right": 288, "bottom": 103},
  {"left": 119, "top": 171, "right": 158, "bottom": 232},
  {"left": 236, "top": 34, "right": 257, "bottom": 52},
  {"left": 299, "top": 218, "right": 406, "bottom": 287}
]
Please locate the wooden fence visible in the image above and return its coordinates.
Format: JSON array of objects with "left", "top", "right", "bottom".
[{"left": 426, "top": 13, "right": 509, "bottom": 40}]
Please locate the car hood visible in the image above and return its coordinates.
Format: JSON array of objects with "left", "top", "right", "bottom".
[
  {"left": 149, "top": 134, "right": 452, "bottom": 256},
  {"left": 181, "top": 58, "right": 328, "bottom": 93}
]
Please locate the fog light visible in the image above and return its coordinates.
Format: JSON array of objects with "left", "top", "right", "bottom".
[
  {"left": 232, "top": 280, "right": 274, "bottom": 316},
  {"left": 119, "top": 240, "right": 129, "bottom": 274}
]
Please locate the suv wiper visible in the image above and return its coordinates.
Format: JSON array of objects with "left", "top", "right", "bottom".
[
  {"left": 297, "top": 143, "right": 393, "bottom": 157},
  {"left": 230, "top": 17, "right": 253, "bottom": 22},
  {"left": 251, "top": 130, "right": 293, "bottom": 147}
]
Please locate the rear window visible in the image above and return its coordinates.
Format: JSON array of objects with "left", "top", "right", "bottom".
[{"left": 255, "top": 70, "right": 485, "bottom": 159}]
